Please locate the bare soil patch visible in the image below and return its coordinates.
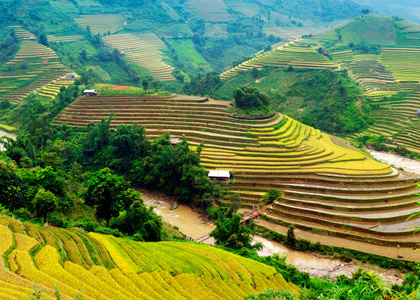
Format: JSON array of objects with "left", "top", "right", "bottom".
[{"left": 111, "top": 85, "right": 129, "bottom": 90}]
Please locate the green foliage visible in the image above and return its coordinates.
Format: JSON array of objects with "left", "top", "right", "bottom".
[
  {"left": 110, "top": 200, "right": 163, "bottom": 241},
  {"left": 0, "top": 165, "right": 28, "bottom": 210},
  {"left": 233, "top": 86, "right": 269, "bottom": 109},
  {"left": 31, "top": 188, "right": 59, "bottom": 219},
  {"left": 142, "top": 78, "right": 149, "bottom": 93},
  {"left": 133, "top": 135, "right": 213, "bottom": 205},
  {"left": 246, "top": 288, "right": 297, "bottom": 300},
  {"left": 284, "top": 225, "right": 297, "bottom": 249},
  {"left": 287, "top": 69, "right": 369, "bottom": 134},
  {"left": 183, "top": 72, "right": 222, "bottom": 97},
  {"left": 210, "top": 213, "right": 262, "bottom": 251},
  {"left": 38, "top": 33, "right": 48, "bottom": 46},
  {"left": 83, "top": 168, "right": 135, "bottom": 226},
  {"left": 261, "top": 189, "right": 283, "bottom": 205}
]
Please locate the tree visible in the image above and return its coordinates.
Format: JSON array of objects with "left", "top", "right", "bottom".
[
  {"left": 38, "top": 33, "right": 48, "bottom": 46},
  {"left": 31, "top": 189, "right": 59, "bottom": 220},
  {"left": 41, "top": 152, "right": 62, "bottom": 170},
  {"left": 111, "top": 200, "right": 163, "bottom": 241},
  {"left": 210, "top": 213, "right": 262, "bottom": 251},
  {"left": 361, "top": 9, "right": 370, "bottom": 15},
  {"left": 152, "top": 80, "right": 158, "bottom": 92},
  {"left": 80, "top": 49, "right": 87, "bottom": 60},
  {"left": 0, "top": 166, "right": 28, "bottom": 210},
  {"left": 233, "top": 86, "right": 270, "bottom": 109},
  {"left": 133, "top": 135, "right": 212, "bottom": 205},
  {"left": 251, "top": 67, "right": 259, "bottom": 78},
  {"left": 83, "top": 168, "right": 135, "bottom": 227},
  {"left": 142, "top": 78, "right": 149, "bottom": 93},
  {"left": 285, "top": 224, "right": 297, "bottom": 249}
]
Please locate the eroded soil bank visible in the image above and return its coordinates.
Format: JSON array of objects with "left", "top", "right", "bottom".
[{"left": 142, "top": 190, "right": 406, "bottom": 285}]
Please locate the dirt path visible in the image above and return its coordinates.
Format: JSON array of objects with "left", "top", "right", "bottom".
[{"left": 369, "top": 150, "right": 420, "bottom": 176}]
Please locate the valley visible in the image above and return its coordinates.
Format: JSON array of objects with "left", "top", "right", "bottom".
[{"left": 2, "top": 0, "right": 420, "bottom": 298}]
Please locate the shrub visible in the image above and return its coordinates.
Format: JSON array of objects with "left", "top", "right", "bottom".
[{"left": 261, "top": 189, "right": 283, "bottom": 205}]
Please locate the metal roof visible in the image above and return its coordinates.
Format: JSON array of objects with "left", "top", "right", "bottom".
[
  {"left": 208, "top": 170, "right": 230, "bottom": 178},
  {"left": 83, "top": 89, "right": 97, "bottom": 93},
  {"left": 170, "top": 138, "right": 182, "bottom": 144}
]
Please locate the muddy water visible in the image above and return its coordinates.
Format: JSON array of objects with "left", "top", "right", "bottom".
[
  {"left": 142, "top": 191, "right": 215, "bottom": 239},
  {"left": 0, "top": 129, "right": 16, "bottom": 151},
  {"left": 142, "top": 190, "right": 404, "bottom": 284},
  {"left": 369, "top": 150, "right": 420, "bottom": 176}
]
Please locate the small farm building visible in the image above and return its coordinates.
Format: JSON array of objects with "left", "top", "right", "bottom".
[
  {"left": 83, "top": 89, "right": 98, "bottom": 97},
  {"left": 29, "top": 37, "right": 37, "bottom": 41},
  {"left": 170, "top": 138, "right": 182, "bottom": 147},
  {"left": 417, "top": 110, "right": 420, "bottom": 116},
  {"left": 208, "top": 170, "right": 230, "bottom": 183}
]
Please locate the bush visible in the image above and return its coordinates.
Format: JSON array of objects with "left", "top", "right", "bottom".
[{"left": 261, "top": 189, "right": 283, "bottom": 205}]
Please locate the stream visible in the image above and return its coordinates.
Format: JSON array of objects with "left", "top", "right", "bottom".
[{"left": 142, "top": 191, "right": 404, "bottom": 284}]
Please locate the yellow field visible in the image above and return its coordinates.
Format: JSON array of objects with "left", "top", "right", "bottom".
[{"left": 0, "top": 216, "right": 298, "bottom": 300}]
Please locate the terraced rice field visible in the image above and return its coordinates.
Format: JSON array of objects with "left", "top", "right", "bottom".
[
  {"left": 0, "top": 27, "right": 72, "bottom": 103},
  {"left": 74, "top": 14, "right": 126, "bottom": 35},
  {"left": 220, "top": 44, "right": 336, "bottom": 80},
  {"left": 0, "top": 216, "right": 298, "bottom": 299},
  {"left": 350, "top": 92, "right": 420, "bottom": 153},
  {"left": 183, "top": 0, "right": 236, "bottom": 22},
  {"left": 47, "top": 35, "right": 83, "bottom": 42},
  {"left": 103, "top": 33, "right": 175, "bottom": 81},
  {"left": 337, "top": 50, "right": 420, "bottom": 152},
  {"left": 53, "top": 94, "right": 420, "bottom": 245},
  {"left": 381, "top": 48, "right": 420, "bottom": 82},
  {"left": 37, "top": 80, "right": 75, "bottom": 99},
  {"left": 344, "top": 55, "right": 399, "bottom": 93}
]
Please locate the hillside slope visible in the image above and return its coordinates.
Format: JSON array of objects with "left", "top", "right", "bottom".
[
  {"left": 0, "top": 215, "right": 298, "bottom": 299},
  {"left": 53, "top": 92, "right": 420, "bottom": 245}
]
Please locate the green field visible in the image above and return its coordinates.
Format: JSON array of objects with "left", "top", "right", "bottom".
[
  {"left": 183, "top": 0, "right": 236, "bottom": 22},
  {"left": 103, "top": 33, "right": 176, "bottom": 81},
  {"left": 166, "top": 39, "right": 212, "bottom": 73},
  {"left": 74, "top": 14, "right": 126, "bottom": 35}
]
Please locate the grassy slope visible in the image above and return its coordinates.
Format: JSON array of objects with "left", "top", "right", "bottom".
[
  {"left": 214, "top": 67, "right": 369, "bottom": 134},
  {"left": 307, "top": 15, "right": 420, "bottom": 49}
]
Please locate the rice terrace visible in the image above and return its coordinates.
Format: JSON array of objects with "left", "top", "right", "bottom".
[{"left": 3, "top": 0, "right": 420, "bottom": 298}]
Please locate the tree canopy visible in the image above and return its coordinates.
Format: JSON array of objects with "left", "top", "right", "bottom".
[
  {"left": 83, "top": 168, "right": 137, "bottom": 226},
  {"left": 233, "top": 86, "right": 269, "bottom": 109}
]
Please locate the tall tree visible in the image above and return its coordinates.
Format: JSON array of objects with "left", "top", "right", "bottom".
[
  {"left": 83, "top": 168, "right": 135, "bottom": 227},
  {"left": 142, "top": 78, "right": 149, "bottom": 93}
]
